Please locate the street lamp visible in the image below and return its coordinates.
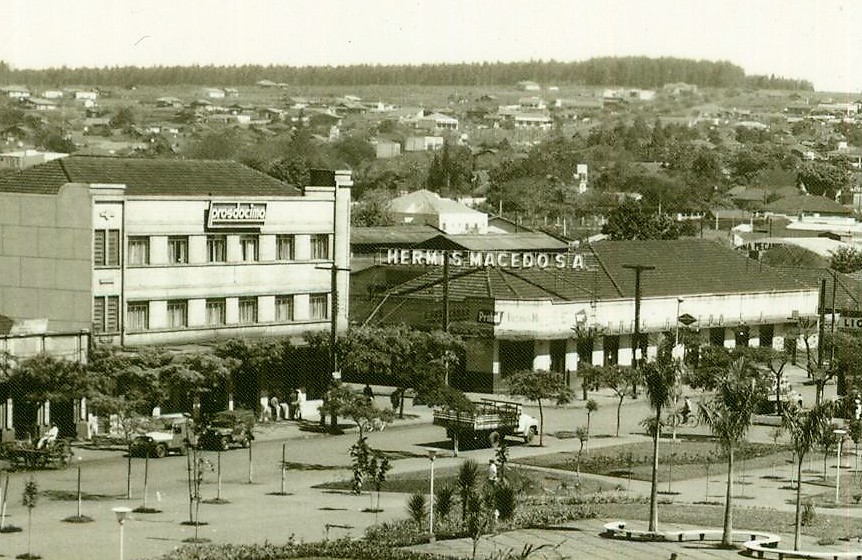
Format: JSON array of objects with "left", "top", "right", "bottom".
[
  {"left": 834, "top": 428, "right": 847, "bottom": 504},
  {"left": 112, "top": 506, "right": 132, "bottom": 560},
  {"left": 427, "top": 449, "right": 437, "bottom": 542},
  {"left": 674, "top": 298, "right": 684, "bottom": 359}
]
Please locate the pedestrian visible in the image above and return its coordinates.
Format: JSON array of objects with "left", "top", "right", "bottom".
[
  {"left": 681, "top": 397, "right": 692, "bottom": 424},
  {"left": 363, "top": 384, "right": 374, "bottom": 402},
  {"left": 288, "top": 388, "right": 300, "bottom": 420},
  {"left": 37, "top": 423, "right": 59, "bottom": 449},
  {"left": 488, "top": 459, "right": 498, "bottom": 484},
  {"left": 390, "top": 388, "right": 401, "bottom": 412},
  {"left": 270, "top": 395, "right": 281, "bottom": 421}
]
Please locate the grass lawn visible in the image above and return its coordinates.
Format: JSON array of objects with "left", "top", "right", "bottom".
[
  {"left": 314, "top": 464, "right": 617, "bottom": 495},
  {"left": 517, "top": 438, "right": 792, "bottom": 483}
]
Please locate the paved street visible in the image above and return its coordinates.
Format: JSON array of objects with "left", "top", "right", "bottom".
[{"left": 0, "top": 365, "right": 856, "bottom": 560}]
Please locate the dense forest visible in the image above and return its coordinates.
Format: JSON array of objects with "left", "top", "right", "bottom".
[{"left": 0, "top": 57, "right": 813, "bottom": 90}]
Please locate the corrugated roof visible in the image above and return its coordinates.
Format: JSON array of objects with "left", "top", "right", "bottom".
[
  {"left": 0, "top": 156, "right": 298, "bottom": 197},
  {"left": 766, "top": 194, "right": 853, "bottom": 215},
  {"left": 777, "top": 267, "right": 862, "bottom": 311},
  {"left": 351, "top": 225, "right": 440, "bottom": 246},
  {"left": 415, "top": 233, "right": 568, "bottom": 251}
]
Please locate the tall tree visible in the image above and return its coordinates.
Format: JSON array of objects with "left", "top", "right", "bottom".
[
  {"left": 507, "top": 370, "right": 571, "bottom": 447},
  {"left": 601, "top": 365, "right": 641, "bottom": 437},
  {"left": 642, "top": 356, "right": 678, "bottom": 532},
  {"left": 698, "top": 358, "right": 762, "bottom": 547},
  {"left": 782, "top": 403, "right": 832, "bottom": 550}
]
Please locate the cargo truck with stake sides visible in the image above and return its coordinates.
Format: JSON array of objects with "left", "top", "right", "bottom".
[{"left": 433, "top": 398, "right": 538, "bottom": 449}]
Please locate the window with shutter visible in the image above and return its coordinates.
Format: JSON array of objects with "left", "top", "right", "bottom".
[{"left": 93, "top": 230, "right": 105, "bottom": 266}]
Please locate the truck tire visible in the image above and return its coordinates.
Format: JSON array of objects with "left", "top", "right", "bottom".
[
  {"left": 524, "top": 426, "right": 537, "bottom": 444},
  {"left": 154, "top": 444, "right": 168, "bottom": 459},
  {"left": 488, "top": 431, "right": 501, "bottom": 448}
]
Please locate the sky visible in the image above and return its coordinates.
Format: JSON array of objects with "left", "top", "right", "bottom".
[{"left": 2, "top": 0, "right": 861, "bottom": 93}]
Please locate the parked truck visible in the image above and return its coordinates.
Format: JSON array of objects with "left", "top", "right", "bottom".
[
  {"left": 433, "top": 398, "right": 538, "bottom": 451},
  {"left": 130, "top": 413, "right": 196, "bottom": 458}
]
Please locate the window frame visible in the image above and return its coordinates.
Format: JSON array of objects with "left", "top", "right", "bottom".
[
  {"left": 309, "top": 293, "right": 329, "bottom": 320},
  {"left": 205, "top": 298, "right": 226, "bottom": 326},
  {"left": 240, "top": 235, "right": 259, "bottom": 262},
  {"left": 275, "top": 295, "right": 295, "bottom": 322},
  {"left": 276, "top": 234, "right": 295, "bottom": 261},
  {"left": 238, "top": 296, "right": 258, "bottom": 324},
  {"left": 310, "top": 234, "right": 330, "bottom": 260},
  {"left": 93, "top": 295, "right": 120, "bottom": 333},
  {"left": 167, "top": 236, "right": 189, "bottom": 265},
  {"left": 166, "top": 299, "right": 188, "bottom": 328},
  {"left": 206, "top": 235, "right": 227, "bottom": 263},
  {"left": 127, "top": 236, "right": 150, "bottom": 266},
  {"left": 94, "top": 229, "right": 121, "bottom": 267},
  {"left": 126, "top": 301, "right": 149, "bottom": 331}
]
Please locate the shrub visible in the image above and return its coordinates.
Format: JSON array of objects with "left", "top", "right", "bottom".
[
  {"left": 435, "top": 485, "right": 454, "bottom": 520},
  {"left": 801, "top": 501, "right": 816, "bottom": 526},
  {"left": 407, "top": 491, "right": 426, "bottom": 525},
  {"left": 493, "top": 483, "right": 517, "bottom": 521}
]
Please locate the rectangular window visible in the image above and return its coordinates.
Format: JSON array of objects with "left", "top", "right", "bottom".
[
  {"left": 310, "top": 293, "right": 329, "bottom": 320},
  {"left": 207, "top": 235, "right": 226, "bottom": 263},
  {"left": 240, "top": 235, "right": 259, "bottom": 262},
  {"left": 275, "top": 295, "right": 294, "bottom": 322},
  {"left": 205, "top": 298, "right": 226, "bottom": 326},
  {"left": 168, "top": 236, "right": 189, "bottom": 264},
  {"left": 310, "top": 234, "right": 330, "bottom": 260},
  {"left": 238, "top": 297, "right": 258, "bottom": 324},
  {"left": 93, "top": 295, "right": 119, "bottom": 333},
  {"left": 276, "top": 235, "right": 295, "bottom": 261},
  {"left": 127, "top": 237, "right": 150, "bottom": 265},
  {"left": 167, "top": 300, "right": 188, "bottom": 328},
  {"left": 126, "top": 302, "right": 149, "bottom": 331},
  {"left": 94, "top": 229, "right": 120, "bottom": 266}
]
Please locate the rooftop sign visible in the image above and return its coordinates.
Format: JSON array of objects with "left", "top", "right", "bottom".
[
  {"left": 207, "top": 202, "right": 267, "bottom": 229},
  {"left": 385, "top": 248, "right": 586, "bottom": 270}
]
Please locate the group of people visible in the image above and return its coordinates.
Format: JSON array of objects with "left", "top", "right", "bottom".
[{"left": 259, "top": 388, "right": 305, "bottom": 422}]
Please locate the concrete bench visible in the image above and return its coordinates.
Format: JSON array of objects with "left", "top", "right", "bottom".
[{"left": 602, "top": 521, "right": 862, "bottom": 560}]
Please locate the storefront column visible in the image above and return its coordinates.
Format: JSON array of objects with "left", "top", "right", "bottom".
[
  {"left": 1, "top": 397, "right": 13, "bottom": 442},
  {"left": 749, "top": 326, "right": 761, "bottom": 347},
  {"left": 533, "top": 339, "right": 551, "bottom": 371},
  {"left": 772, "top": 324, "right": 786, "bottom": 352},
  {"left": 591, "top": 337, "right": 605, "bottom": 368},
  {"left": 723, "top": 328, "right": 735, "bottom": 350},
  {"left": 491, "top": 339, "right": 502, "bottom": 391},
  {"left": 564, "top": 338, "right": 578, "bottom": 372},
  {"left": 620, "top": 335, "right": 634, "bottom": 367},
  {"left": 645, "top": 337, "right": 658, "bottom": 362}
]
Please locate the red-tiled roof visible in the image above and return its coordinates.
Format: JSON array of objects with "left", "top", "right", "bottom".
[
  {"left": 386, "top": 240, "right": 810, "bottom": 302},
  {"left": 0, "top": 156, "right": 298, "bottom": 197}
]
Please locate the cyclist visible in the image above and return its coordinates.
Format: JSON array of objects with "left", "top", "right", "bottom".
[{"left": 681, "top": 397, "right": 692, "bottom": 425}]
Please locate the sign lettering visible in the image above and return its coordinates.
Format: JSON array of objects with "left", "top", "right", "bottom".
[
  {"left": 384, "top": 249, "right": 586, "bottom": 270},
  {"left": 477, "top": 310, "right": 504, "bottom": 325},
  {"left": 207, "top": 202, "right": 267, "bottom": 229}
]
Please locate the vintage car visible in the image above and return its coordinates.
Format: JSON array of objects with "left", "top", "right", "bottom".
[
  {"left": 198, "top": 409, "right": 255, "bottom": 451},
  {"left": 130, "top": 413, "right": 195, "bottom": 458}
]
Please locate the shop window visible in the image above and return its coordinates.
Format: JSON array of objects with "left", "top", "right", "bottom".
[
  {"left": 735, "top": 325, "right": 750, "bottom": 348},
  {"left": 498, "top": 340, "right": 534, "bottom": 377},
  {"left": 310, "top": 293, "right": 329, "bottom": 320},
  {"left": 276, "top": 235, "right": 295, "bottom": 260},
  {"left": 240, "top": 235, "right": 259, "bottom": 262},
  {"left": 93, "top": 295, "right": 119, "bottom": 333},
  {"left": 576, "top": 337, "right": 594, "bottom": 365},
  {"left": 709, "top": 327, "right": 725, "bottom": 346},
  {"left": 167, "top": 300, "right": 188, "bottom": 328},
  {"left": 238, "top": 297, "right": 258, "bottom": 324},
  {"left": 311, "top": 234, "right": 330, "bottom": 260},
  {"left": 127, "top": 237, "right": 149, "bottom": 265},
  {"left": 759, "top": 324, "right": 774, "bottom": 348},
  {"left": 275, "top": 295, "right": 294, "bottom": 321},
  {"left": 168, "top": 236, "right": 189, "bottom": 264},
  {"left": 126, "top": 302, "right": 149, "bottom": 331},
  {"left": 207, "top": 235, "right": 226, "bottom": 263},
  {"left": 94, "top": 229, "right": 120, "bottom": 267},
  {"left": 206, "top": 298, "right": 226, "bottom": 325}
]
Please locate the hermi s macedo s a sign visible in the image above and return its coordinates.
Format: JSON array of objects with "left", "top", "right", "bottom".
[
  {"left": 384, "top": 248, "right": 587, "bottom": 270},
  {"left": 207, "top": 202, "right": 267, "bottom": 229}
]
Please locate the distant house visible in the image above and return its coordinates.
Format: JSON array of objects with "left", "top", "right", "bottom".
[
  {"left": 375, "top": 140, "right": 401, "bottom": 159},
  {"left": 74, "top": 90, "right": 98, "bottom": 101},
  {"left": 765, "top": 194, "right": 855, "bottom": 219},
  {"left": 517, "top": 80, "right": 541, "bottom": 91},
  {"left": 417, "top": 112, "right": 458, "bottom": 132},
  {"left": 0, "top": 86, "right": 30, "bottom": 99},
  {"left": 42, "top": 90, "right": 63, "bottom": 99},
  {"left": 203, "top": 88, "right": 225, "bottom": 99},
  {"left": 404, "top": 136, "right": 444, "bottom": 152},
  {"left": 514, "top": 114, "right": 553, "bottom": 129},
  {"left": 22, "top": 97, "right": 57, "bottom": 111},
  {"left": 156, "top": 96, "right": 184, "bottom": 108},
  {"left": 224, "top": 87, "right": 239, "bottom": 98},
  {"left": 389, "top": 189, "right": 488, "bottom": 234},
  {"left": 0, "top": 149, "right": 68, "bottom": 170},
  {"left": 518, "top": 97, "right": 546, "bottom": 110}
]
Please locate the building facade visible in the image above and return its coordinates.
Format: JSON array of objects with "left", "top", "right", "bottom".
[{"left": 0, "top": 157, "right": 352, "bottom": 348}]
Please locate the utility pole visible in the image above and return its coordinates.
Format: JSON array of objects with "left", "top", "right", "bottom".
[
  {"left": 442, "top": 251, "right": 450, "bottom": 332},
  {"left": 623, "top": 264, "right": 655, "bottom": 369},
  {"left": 818, "top": 278, "right": 826, "bottom": 370}
]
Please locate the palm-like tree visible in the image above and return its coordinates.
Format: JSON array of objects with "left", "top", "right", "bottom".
[
  {"left": 782, "top": 402, "right": 832, "bottom": 550},
  {"left": 642, "top": 357, "right": 678, "bottom": 532},
  {"left": 698, "top": 358, "right": 761, "bottom": 547}
]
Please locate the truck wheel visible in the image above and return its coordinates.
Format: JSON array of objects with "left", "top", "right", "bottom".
[
  {"left": 488, "top": 431, "right": 501, "bottom": 448},
  {"left": 524, "top": 426, "right": 537, "bottom": 444},
  {"left": 154, "top": 444, "right": 168, "bottom": 459}
]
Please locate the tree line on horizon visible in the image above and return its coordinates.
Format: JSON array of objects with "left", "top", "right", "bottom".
[{"left": 0, "top": 56, "right": 813, "bottom": 90}]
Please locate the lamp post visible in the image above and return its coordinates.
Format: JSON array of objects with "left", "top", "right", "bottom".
[
  {"left": 675, "top": 298, "right": 683, "bottom": 349},
  {"left": 112, "top": 506, "right": 132, "bottom": 560},
  {"left": 427, "top": 449, "right": 437, "bottom": 542},
  {"left": 835, "top": 428, "right": 847, "bottom": 504}
]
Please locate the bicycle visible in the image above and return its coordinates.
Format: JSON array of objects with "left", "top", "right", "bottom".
[{"left": 667, "top": 410, "right": 700, "bottom": 429}]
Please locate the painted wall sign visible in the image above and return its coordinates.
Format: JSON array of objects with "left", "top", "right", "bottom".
[
  {"left": 384, "top": 248, "right": 586, "bottom": 270},
  {"left": 476, "top": 310, "right": 504, "bottom": 325},
  {"left": 840, "top": 315, "right": 862, "bottom": 331},
  {"left": 207, "top": 202, "right": 267, "bottom": 228}
]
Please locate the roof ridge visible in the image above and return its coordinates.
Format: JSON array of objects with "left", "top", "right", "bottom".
[
  {"left": 588, "top": 244, "right": 624, "bottom": 297},
  {"left": 503, "top": 268, "right": 566, "bottom": 300},
  {"left": 57, "top": 157, "right": 73, "bottom": 182}
]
